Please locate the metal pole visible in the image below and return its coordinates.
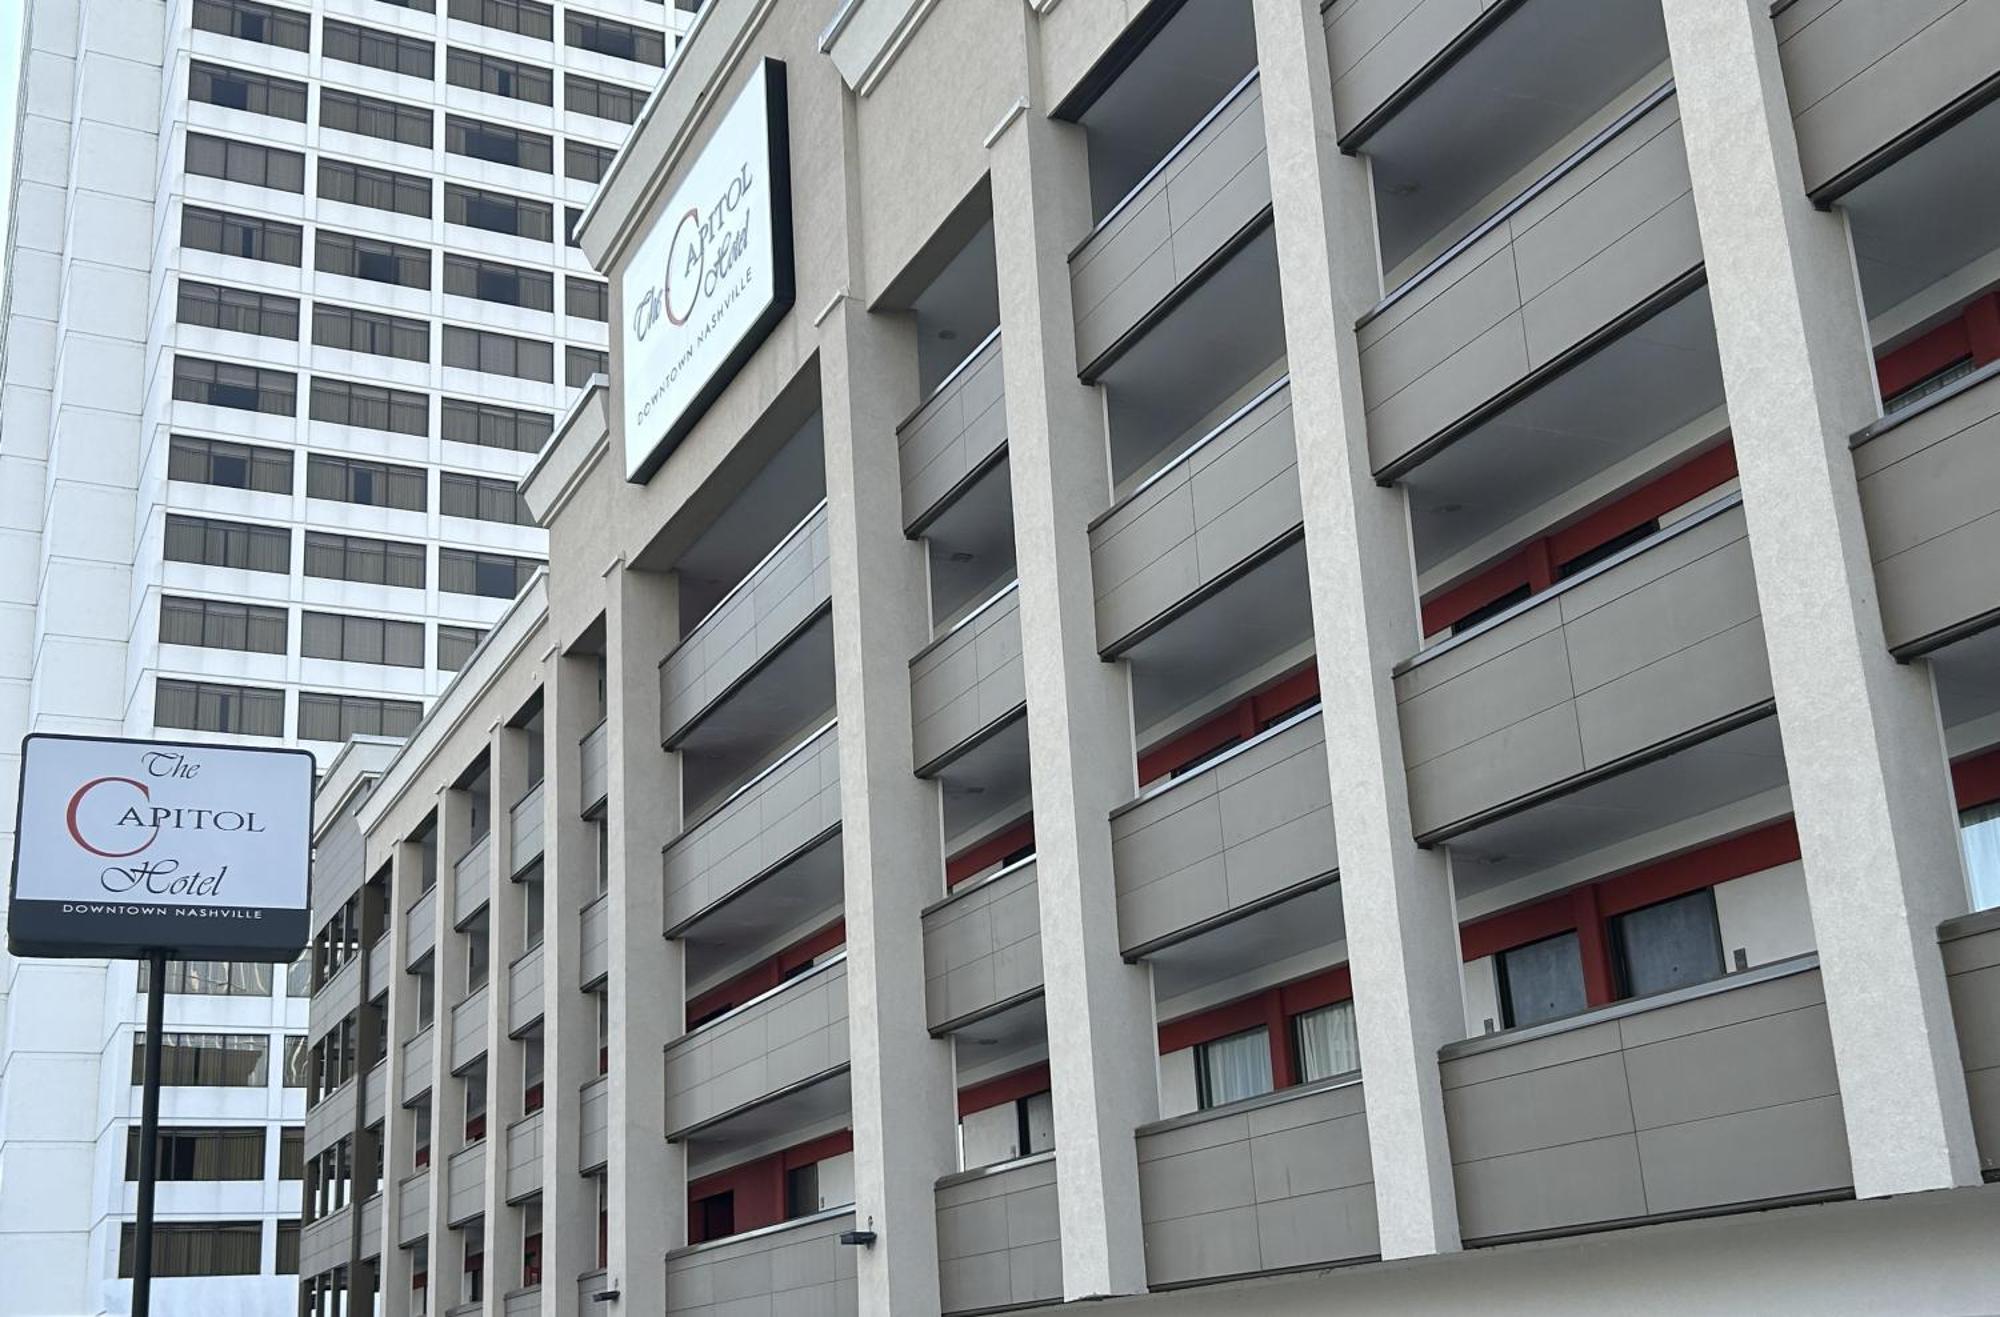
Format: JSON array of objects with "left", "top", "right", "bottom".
[{"left": 132, "top": 949, "right": 167, "bottom": 1317}]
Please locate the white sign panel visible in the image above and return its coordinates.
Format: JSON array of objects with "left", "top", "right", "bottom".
[
  {"left": 8, "top": 735, "right": 314, "bottom": 960},
  {"left": 622, "top": 58, "right": 795, "bottom": 481}
]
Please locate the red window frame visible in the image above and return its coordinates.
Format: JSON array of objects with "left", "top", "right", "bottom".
[{"left": 685, "top": 1129, "right": 855, "bottom": 1245}]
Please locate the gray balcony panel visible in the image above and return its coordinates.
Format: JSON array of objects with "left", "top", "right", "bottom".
[
  {"left": 579, "top": 894, "right": 609, "bottom": 988},
  {"left": 1112, "top": 710, "right": 1335, "bottom": 955},
  {"left": 578, "top": 1272, "right": 607, "bottom": 1311},
  {"left": 1071, "top": 75, "right": 1271, "bottom": 373},
  {"left": 900, "top": 330, "right": 1007, "bottom": 531},
  {"left": 363, "top": 1062, "right": 386, "bottom": 1126},
  {"left": 403, "top": 1026, "right": 434, "bottom": 1102},
  {"left": 1940, "top": 909, "right": 2000, "bottom": 1174},
  {"left": 508, "top": 943, "right": 545, "bottom": 1036},
  {"left": 580, "top": 1076, "right": 608, "bottom": 1172},
  {"left": 315, "top": 958, "right": 362, "bottom": 1035},
  {"left": 923, "top": 860, "right": 1043, "bottom": 1033},
  {"left": 911, "top": 589, "right": 1025, "bottom": 773},
  {"left": 664, "top": 1209, "right": 858, "bottom": 1317},
  {"left": 446, "top": 1143, "right": 485, "bottom": 1227},
  {"left": 397, "top": 1170, "right": 430, "bottom": 1246},
  {"left": 366, "top": 936, "right": 392, "bottom": 1000},
  {"left": 358, "top": 1193, "right": 382, "bottom": 1260},
  {"left": 454, "top": 833, "right": 492, "bottom": 925},
  {"left": 1396, "top": 499, "right": 1768, "bottom": 839},
  {"left": 305, "top": 1079, "right": 356, "bottom": 1158},
  {"left": 505, "top": 1111, "right": 543, "bottom": 1202},
  {"left": 580, "top": 720, "right": 609, "bottom": 814},
  {"left": 1775, "top": 0, "right": 2000, "bottom": 198},
  {"left": 936, "top": 1154, "right": 1062, "bottom": 1315},
  {"left": 1136, "top": 1077, "right": 1375, "bottom": 1287},
  {"left": 450, "top": 986, "right": 489, "bottom": 1073},
  {"left": 662, "top": 503, "right": 832, "bottom": 745},
  {"left": 509, "top": 782, "right": 545, "bottom": 875},
  {"left": 1324, "top": 0, "right": 1484, "bottom": 136},
  {"left": 1359, "top": 94, "right": 1698, "bottom": 474},
  {"left": 1441, "top": 957, "right": 1850, "bottom": 1242},
  {"left": 503, "top": 1287, "right": 540, "bottom": 1317},
  {"left": 1091, "top": 381, "right": 1300, "bottom": 652},
  {"left": 1854, "top": 367, "right": 2000, "bottom": 655},
  {"left": 406, "top": 886, "right": 438, "bottom": 968},
  {"left": 664, "top": 724, "right": 840, "bottom": 933},
  {"left": 300, "top": 1208, "right": 349, "bottom": 1279},
  {"left": 664, "top": 959, "right": 850, "bottom": 1138}
]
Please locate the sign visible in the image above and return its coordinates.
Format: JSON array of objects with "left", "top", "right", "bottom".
[
  {"left": 622, "top": 57, "right": 794, "bottom": 482},
  {"left": 8, "top": 734, "right": 314, "bottom": 960}
]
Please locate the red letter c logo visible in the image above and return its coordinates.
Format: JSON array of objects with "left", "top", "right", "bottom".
[{"left": 66, "top": 777, "right": 155, "bottom": 858}]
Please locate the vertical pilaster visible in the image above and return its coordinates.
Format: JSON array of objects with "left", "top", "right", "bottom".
[
  {"left": 378, "top": 837, "right": 427, "bottom": 1317},
  {"left": 487, "top": 723, "right": 531, "bottom": 1303},
  {"left": 1252, "top": 0, "right": 1465, "bottom": 1257},
  {"left": 429, "top": 793, "right": 467, "bottom": 1316},
  {"left": 1661, "top": 0, "right": 1980, "bottom": 1194},
  {"left": 988, "top": 18, "right": 1154, "bottom": 1298}
]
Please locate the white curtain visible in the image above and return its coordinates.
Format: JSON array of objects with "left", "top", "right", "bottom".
[
  {"left": 1962, "top": 803, "right": 2000, "bottom": 912},
  {"left": 1198, "top": 1029, "right": 1273, "bottom": 1108},
  {"left": 1296, "top": 1001, "right": 1361, "bottom": 1082}
]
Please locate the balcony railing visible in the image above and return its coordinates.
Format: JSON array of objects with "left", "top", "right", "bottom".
[
  {"left": 664, "top": 1208, "right": 858, "bottom": 1314},
  {"left": 663, "top": 955, "right": 850, "bottom": 1138},
  {"left": 505, "top": 1111, "right": 543, "bottom": 1202},
  {"left": 1940, "top": 907, "right": 2000, "bottom": 1174},
  {"left": 922, "top": 857, "right": 1042, "bottom": 1033},
  {"left": 507, "top": 943, "right": 544, "bottom": 1036},
  {"left": 446, "top": 1143, "right": 485, "bottom": 1227},
  {"left": 579, "top": 894, "right": 610, "bottom": 989},
  {"left": 397, "top": 1170, "right": 429, "bottom": 1247},
  {"left": 579, "top": 719, "right": 609, "bottom": 815},
  {"left": 898, "top": 327, "right": 1006, "bottom": 533},
  {"left": 579, "top": 1075, "right": 608, "bottom": 1172},
  {"left": 509, "top": 782, "right": 545, "bottom": 875},
  {"left": 453, "top": 832, "right": 492, "bottom": 924},
  {"left": 406, "top": 885, "right": 438, "bottom": 968},
  {"left": 910, "top": 584, "right": 1025, "bottom": 775},
  {"left": 936, "top": 1154, "right": 1061, "bottom": 1314},
  {"left": 449, "top": 986, "right": 489, "bottom": 1073}
]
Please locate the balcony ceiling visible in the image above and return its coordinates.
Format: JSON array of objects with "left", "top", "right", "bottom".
[
  {"left": 926, "top": 458, "right": 1017, "bottom": 624},
  {"left": 675, "top": 612, "right": 837, "bottom": 814},
  {"left": 950, "top": 993, "right": 1048, "bottom": 1073},
  {"left": 1934, "top": 624, "right": 2000, "bottom": 738},
  {"left": 937, "top": 711, "right": 1033, "bottom": 842},
  {"left": 680, "top": 831, "right": 846, "bottom": 991},
  {"left": 1150, "top": 879, "right": 1345, "bottom": 1006},
  {"left": 674, "top": 412, "right": 827, "bottom": 626},
  {"left": 1845, "top": 97, "right": 2000, "bottom": 320},
  {"left": 681, "top": 1069, "right": 852, "bottom": 1178}
]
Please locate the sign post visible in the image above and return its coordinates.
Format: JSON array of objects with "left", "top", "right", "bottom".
[{"left": 8, "top": 733, "right": 313, "bottom": 1316}]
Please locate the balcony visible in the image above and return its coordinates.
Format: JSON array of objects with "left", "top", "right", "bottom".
[
  {"left": 450, "top": 987, "right": 489, "bottom": 1073},
  {"left": 1112, "top": 708, "right": 1334, "bottom": 956},
  {"left": 1940, "top": 908, "right": 2000, "bottom": 1174},
  {"left": 1136, "top": 1076, "right": 1374, "bottom": 1287},
  {"left": 507, "top": 944, "right": 544, "bottom": 1036},
  {"left": 1853, "top": 363, "right": 2000, "bottom": 657},
  {"left": 663, "top": 956, "right": 850, "bottom": 1140},
  {"left": 358, "top": 1193, "right": 382, "bottom": 1260},
  {"left": 502, "top": 1288, "right": 539, "bottom": 1317},
  {"left": 402, "top": 1026, "right": 434, "bottom": 1101},
  {"left": 579, "top": 720, "right": 608, "bottom": 816},
  {"left": 579, "top": 894, "right": 609, "bottom": 989},
  {"left": 397, "top": 1171, "right": 429, "bottom": 1246},
  {"left": 1775, "top": 0, "right": 2000, "bottom": 201},
  {"left": 364, "top": 1061, "right": 386, "bottom": 1126},
  {"left": 446, "top": 1143, "right": 485, "bottom": 1227},
  {"left": 300, "top": 1208, "right": 349, "bottom": 1280},
  {"left": 366, "top": 935, "right": 392, "bottom": 998},
  {"left": 305, "top": 1077, "right": 356, "bottom": 1154},
  {"left": 1091, "top": 377, "right": 1298, "bottom": 654},
  {"left": 1071, "top": 71, "right": 1270, "bottom": 376},
  {"left": 663, "top": 722, "right": 841, "bottom": 936},
  {"left": 663, "top": 1209, "right": 858, "bottom": 1314},
  {"left": 1394, "top": 496, "right": 1772, "bottom": 842},
  {"left": 923, "top": 859, "right": 1042, "bottom": 1034},
  {"left": 509, "top": 782, "right": 545, "bottom": 876},
  {"left": 318, "top": 956, "right": 362, "bottom": 1028},
  {"left": 579, "top": 1076, "right": 608, "bottom": 1173},
  {"left": 900, "top": 328, "right": 1006, "bottom": 533},
  {"left": 936, "top": 1154, "right": 1062, "bottom": 1315},
  {"left": 454, "top": 833, "right": 492, "bottom": 925},
  {"left": 505, "top": 1111, "right": 542, "bottom": 1202},
  {"left": 407, "top": 886, "right": 438, "bottom": 968},
  {"left": 1443, "top": 955, "right": 1848, "bottom": 1241},
  {"left": 912, "top": 585, "right": 1026, "bottom": 775},
  {"left": 1359, "top": 86, "right": 1700, "bottom": 478}
]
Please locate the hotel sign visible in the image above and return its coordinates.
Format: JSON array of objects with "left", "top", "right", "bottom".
[
  {"left": 8, "top": 734, "right": 314, "bottom": 960},
  {"left": 622, "top": 58, "right": 795, "bottom": 482}
]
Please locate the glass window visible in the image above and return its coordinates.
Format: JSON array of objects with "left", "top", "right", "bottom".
[
  {"left": 133, "top": 1033, "right": 271, "bottom": 1086},
  {"left": 441, "top": 399, "right": 551, "bottom": 453},
  {"left": 280, "top": 1126, "right": 305, "bottom": 1178},
  {"left": 1020, "top": 1089, "right": 1054, "bottom": 1155},
  {"left": 307, "top": 454, "right": 428, "bottom": 510},
  {"left": 189, "top": 62, "right": 308, "bottom": 120},
  {"left": 316, "top": 230, "right": 431, "bottom": 288},
  {"left": 442, "top": 327, "right": 554, "bottom": 382},
  {"left": 446, "top": 116, "right": 553, "bottom": 172},
  {"left": 126, "top": 1127, "right": 266, "bottom": 1180},
  {"left": 1195, "top": 1028, "right": 1272, "bottom": 1109},
  {"left": 1293, "top": 1000, "right": 1360, "bottom": 1083},
  {"left": 446, "top": 49, "right": 553, "bottom": 105},
  {"left": 566, "top": 278, "right": 608, "bottom": 322},
  {"left": 276, "top": 1222, "right": 301, "bottom": 1274},
  {"left": 312, "top": 304, "right": 431, "bottom": 361},
  {"left": 297, "top": 692, "right": 424, "bottom": 741},
  {"left": 284, "top": 1036, "right": 311, "bottom": 1088},
  {"left": 160, "top": 596, "right": 288, "bottom": 653},
  {"left": 447, "top": 0, "right": 553, "bottom": 40},
  {"left": 177, "top": 280, "right": 300, "bottom": 338},
  {"left": 138, "top": 960, "right": 277, "bottom": 995},
  {"left": 444, "top": 184, "right": 552, "bottom": 240},
  {"left": 1886, "top": 356, "right": 1977, "bottom": 413},
  {"left": 118, "top": 1221, "right": 263, "bottom": 1277},
  {"left": 564, "top": 74, "right": 644, "bottom": 124},
  {"left": 564, "top": 12, "right": 664, "bottom": 64},
  {"left": 308, "top": 378, "right": 430, "bottom": 435},
  {"left": 164, "top": 514, "right": 291, "bottom": 572},
  {"left": 439, "top": 549, "right": 540, "bottom": 599},
  {"left": 181, "top": 206, "right": 302, "bottom": 265},
  {"left": 168, "top": 435, "right": 293, "bottom": 493},
  {"left": 173, "top": 356, "right": 297, "bottom": 413},
  {"left": 318, "top": 159, "right": 432, "bottom": 217},
  {"left": 192, "top": 0, "right": 310, "bottom": 50},
  {"left": 566, "top": 346, "right": 607, "bottom": 388},
  {"left": 441, "top": 472, "right": 531, "bottom": 524},
  {"left": 1962, "top": 801, "right": 2000, "bottom": 912},
  {"left": 564, "top": 140, "right": 615, "bottom": 183},
  {"left": 784, "top": 1163, "right": 818, "bottom": 1219},
  {"left": 320, "top": 88, "right": 433, "bottom": 147},
  {"left": 1497, "top": 931, "right": 1588, "bottom": 1028},
  {"left": 185, "top": 132, "right": 304, "bottom": 192},
  {"left": 1611, "top": 889, "right": 1725, "bottom": 999},
  {"left": 304, "top": 532, "right": 426, "bottom": 588},
  {"left": 302, "top": 611, "right": 425, "bottom": 667},
  {"left": 323, "top": 18, "right": 434, "bottom": 78},
  {"left": 154, "top": 679, "right": 285, "bottom": 737},
  {"left": 443, "top": 255, "right": 554, "bottom": 310}
]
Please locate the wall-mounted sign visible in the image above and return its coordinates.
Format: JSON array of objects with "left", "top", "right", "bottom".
[
  {"left": 8, "top": 734, "right": 314, "bottom": 960},
  {"left": 622, "top": 57, "right": 795, "bottom": 482}
]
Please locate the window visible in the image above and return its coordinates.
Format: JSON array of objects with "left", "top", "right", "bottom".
[
  {"left": 156, "top": 679, "right": 285, "bottom": 736},
  {"left": 446, "top": 116, "right": 552, "bottom": 172},
  {"left": 446, "top": 48, "right": 552, "bottom": 104},
  {"left": 1194, "top": 1028, "right": 1273, "bottom": 1109},
  {"left": 287, "top": 952, "right": 312, "bottom": 997},
  {"left": 177, "top": 280, "right": 300, "bottom": 339},
  {"left": 280, "top": 1126, "right": 305, "bottom": 1179},
  {"left": 190, "top": 62, "right": 307, "bottom": 120},
  {"left": 522, "top": 1032, "right": 544, "bottom": 1110},
  {"left": 1292, "top": 1001, "right": 1359, "bottom": 1083},
  {"left": 438, "top": 625, "right": 486, "bottom": 671},
  {"left": 442, "top": 472, "right": 531, "bottom": 524},
  {"left": 316, "top": 230, "right": 430, "bottom": 288},
  {"left": 305, "top": 532, "right": 426, "bottom": 588},
  {"left": 164, "top": 514, "right": 291, "bottom": 573},
  {"left": 784, "top": 1164, "right": 818, "bottom": 1219},
  {"left": 461, "top": 1220, "right": 485, "bottom": 1303},
  {"left": 320, "top": 87, "right": 432, "bottom": 147},
  {"left": 444, "top": 326, "right": 553, "bottom": 382},
  {"left": 309, "top": 378, "right": 430, "bottom": 435},
  {"left": 173, "top": 356, "right": 297, "bottom": 413},
  {"left": 565, "top": 74, "right": 644, "bottom": 124},
  {"left": 1610, "top": 889, "right": 1724, "bottom": 999},
  {"left": 181, "top": 206, "right": 302, "bottom": 265},
  {"left": 595, "top": 991, "right": 609, "bottom": 1074},
  {"left": 118, "top": 1221, "right": 262, "bottom": 1278},
  {"left": 126, "top": 1127, "right": 266, "bottom": 1180},
  {"left": 1496, "top": 931, "right": 1587, "bottom": 1029},
  {"left": 444, "top": 184, "right": 552, "bottom": 239},
  {"left": 160, "top": 596, "right": 288, "bottom": 654},
  {"left": 1557, "top": 519, "right": 1660, "bottom": 580},
  {"left": 443, "top": 255, "right": 554, "bottom": 311},
  {"left": 1886, "top": 356, "right": 1977, "bottom": 413},
  {"left": 441, "top": 399, "right": 552, "bottom": 452},
  {"left": 566, "top": 346, "right": 607, "bottom": 388},
  {"left": 193, "top": 0, "right": 310, "bottom": 50},
  {"left": 448, "top": 0, "right": 552, "bottom": 40},
  {"left": 134, "top": 1033, "right": 271, "bottom": 1086},
  {"left": 298, "top": 692, "right": 424, "bottom": 740},
  {"left": 302, "top": 611, "right": 425, "bottom": 667},
  {"left": 319, "top": 159, "right": 432, "bottom": 217},
  {"left": 565, "top": 206, "right": 584, "bottom": 249},
  {"left": 521, "top": 1200, "right": 542, "bottom": 1286},
  {"left": 186, "top": 133, "right": 304, "bottom": 191},
  {"left": 463, "top": 1062, "right": 487, "bottom": 1140},
  {"left": 378, "top": 0, "right": 435, "bottom": 9},
  {"left": 413, "top": 1100, "right": 432, "bottom": 1169},
  {"left": 168, "top": 435, "right": 293, "bottom": 493},
  {"left": 324, "top": 19, "right": 434, "bottom": 78},
  {"left": 312, "top": 304, "right": 430, "bottom": 361},
  {"left": 564, "top": 12, "right": 664, "bottom": 64},
  {"left": 140, "top": 960, "right": 279, "bottom": 995},
  {"left": 695, "top": 1191, "right": 733, "bottom": 1243},
  {"left": 566, "top": 277, "right": 608, "bottom": 322},
  {"left": 277, "top": 1222, "right": 301, "bottom": 1274},
  {"left": 1962, "top": 801, "right": 2000, "bottom": 912},
  {"left": 440, "top": 549, "right": 540, "bottom": 599},
  {"left": 564, "top": 139, "right": 615, "bottom": 183},
  {"left": 1451, "top": 583, "right": 1532, "bottom": 636},
  {"left": 307, "top": 454, "right": 428, "bottom": 510},
  {"left": 521, "top": 863, "right": 545, "bottom": 947}
]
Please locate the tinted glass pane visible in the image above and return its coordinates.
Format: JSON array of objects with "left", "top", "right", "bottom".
[
  {"left": 1498, "top": 931, "right": 1586, "bottom": 1028},
  {"left": 1612, "top": 890, "right": 1724, "bottom": 999}
]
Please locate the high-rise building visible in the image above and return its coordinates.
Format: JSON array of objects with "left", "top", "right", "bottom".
[
  {"left": 299, "top": 0, "right": 2000, "bottom": 1313},
  {"left": 0, "top": 0, "right": 696, "bottom": 1309}
]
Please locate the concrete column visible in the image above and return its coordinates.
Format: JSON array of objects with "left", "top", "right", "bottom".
[
  {"left": 603, "top": 564, "right": 683, "bottom": 1310},
  {"left": 1661, "top": 0, "right": 1980, "bottom": 1195},
  {"left": 1251, "top": 0, "right": 1465, "bottom": 1257},
  {"left": 378, "top": 836, "right": 429, "bottom": 1317},
  {"left": 429, "top": 789, "right": 471, "bottom": 1314},
  {"left": 988, "top": 23, "right": 1156, "bottom": 1298},
  {"left": 820, "top": 295, "right": 959, "bottom": 1315},
  {"left": 487, "top": 722, "right": 531, "bottom": 1301}
]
